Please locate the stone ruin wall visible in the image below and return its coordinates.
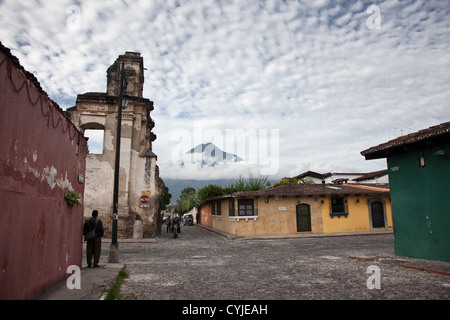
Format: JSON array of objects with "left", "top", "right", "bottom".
[{"left": 67, "top": 52, "right": 162, "bottom": 238}]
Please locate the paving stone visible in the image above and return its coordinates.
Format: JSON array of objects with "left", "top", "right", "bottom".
[{"left": 114, "top": 225, "right": 450, "bottom": 300}]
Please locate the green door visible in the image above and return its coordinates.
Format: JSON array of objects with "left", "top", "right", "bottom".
[{"left": 296, "top": 204, "right": 311, "bottom": 232}]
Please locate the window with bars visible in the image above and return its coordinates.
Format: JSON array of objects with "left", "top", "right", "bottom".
[
  {"left": 331, "top": 197, "right": 346, "bottom": 213},
  {"left": 229, "top": 199, "right": 235, "bottom": 216},
  {"left": 238, "top": 199, "right": 254, "bottom": 216},
  {"left": 217, "top": 201, "right": 221, "bottom": 216}
]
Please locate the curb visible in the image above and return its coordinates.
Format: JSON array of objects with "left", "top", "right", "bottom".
[
  {"left": 349, "top": 256, "right": 450, "bottom": 277},
  {"left": 196, "top": 224, "right": 393, "bottom": 241},
  {"left": 393, "top": 263, "right": 450, "bottom": 277}
]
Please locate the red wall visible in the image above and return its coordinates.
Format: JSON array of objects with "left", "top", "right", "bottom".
[
  {"left": 0, "top": 44, "right": 88, "bottom": 299},
  {"left": 200, "top": 203, "right": 213, "bottom": 227}
]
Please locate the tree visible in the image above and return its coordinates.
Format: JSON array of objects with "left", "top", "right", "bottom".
[
  {"left": 275, "top": 176, "right": 313, "bottom": 186},
  {"left": 174, "top": 175, "right": 268, "bottom": 213},
  {"left": 158, "top": 178, "right": 172, "bottom": 211},
  {"left": 277, "top": 177, "right": 299, "bottom": 186},
  {"left": 175, "top": 186, "right": 200, "bottom": 213},
  {"left": 224, "top": 174, "right": 268, "bottom": 192},
  {"left": 180, "top": 187, "right": 196, "bottom": 201},
  {"left": 196, "top": 184, "right": 225, "bottom": 205}
]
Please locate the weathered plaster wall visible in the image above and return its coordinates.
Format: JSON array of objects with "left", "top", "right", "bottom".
[
  {"left": 200, "top": 203, "right": 213, "bottom": 227},
  {"left": 0, "top": 45, "right": 87, "bottom": 299}
]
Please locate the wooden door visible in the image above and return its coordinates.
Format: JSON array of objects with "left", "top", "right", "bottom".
[
  {"left": 371, "top": 201, "right": 385, "bottom": 228},
  {"left": 296, "top": 204, "right": 311, "bottom": 232}
]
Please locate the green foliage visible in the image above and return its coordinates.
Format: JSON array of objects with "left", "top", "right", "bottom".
[
  {"left": 174, "top": 174, "right": 268, "bottom": 213},
  {"left": 175, "top": 186, "right": 201, "bottom": 213},
  {"left": 196, "top": 184, "right": 225, "bottom": 205},
  {"left": 224, "top": 174, "right": 268, "bottom": 192},
  {"left": 276, "top": 176, "right": 313, "bottom": 186},
  {"left": 180, "top": 186, "right": 196, "bottom": 200},
  {"left": 64, "top": 191, "right": 81, "bottom": 206},
  {"left": 158, "top": 178, "right": 172, "bottom": 211},
  {"left": 277, "top": 177, "right": 299, "bottom": 186},
  {"left": 105, "top": 268, "right": 129, "bottom": 300}
]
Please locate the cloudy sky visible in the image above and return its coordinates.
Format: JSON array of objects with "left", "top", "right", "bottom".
[{"left": 1, "top": 0, "right": 449, "bottom": 180}]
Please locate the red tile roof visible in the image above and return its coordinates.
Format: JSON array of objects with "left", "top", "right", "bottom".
[
  {"left": 293, "top": 171, "right": 331, "bottom": 180},
  {"left": 353, "top": 169, "right": 388, "bottom": 181},
  {"left": 361, "top": 122, "right": 450, "bottom": 160},
  {"left": 207, "top": 183, "right": 389, "bottom": 201}
]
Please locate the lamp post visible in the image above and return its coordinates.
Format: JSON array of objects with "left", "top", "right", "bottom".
[{"left": 108, "top": 62, "right": 130, "bottom": 263}]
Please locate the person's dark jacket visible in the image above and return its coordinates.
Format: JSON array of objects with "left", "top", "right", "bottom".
[{"left": 83, "top": 217, "right": 104, "bottom": 239}]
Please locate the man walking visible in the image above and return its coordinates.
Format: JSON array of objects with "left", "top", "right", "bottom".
[
  {"left": 83, "top": 210, "right": 104, "bottom": 268},
  {"left": 166, "top": 216, "right": 172, "bottom": 233}
]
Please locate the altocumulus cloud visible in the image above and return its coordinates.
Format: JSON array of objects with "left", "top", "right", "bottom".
[{"left": 0, "top": 0, "right": 449, "bottom": 180}]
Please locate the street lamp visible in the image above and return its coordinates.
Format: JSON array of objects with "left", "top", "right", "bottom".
[
  {"left": 108, "top": 62, "right": 130, "bottom": 263},
  {"left": 121, "top": 93, "right": 131, "bottom": 109}
]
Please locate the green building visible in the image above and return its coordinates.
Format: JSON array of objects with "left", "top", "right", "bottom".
[{"left": 361, "top": 122, "right": 450, "bottom": 262}]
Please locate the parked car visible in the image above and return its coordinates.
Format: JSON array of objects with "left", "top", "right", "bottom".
[{"left": 183, "top": 214, "right": 193, "bottom": 226}]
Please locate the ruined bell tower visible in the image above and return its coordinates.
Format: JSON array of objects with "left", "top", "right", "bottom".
[
  {"left": 67, "top": 52, "right": 161, "bottom": 238},
  {"left": 107, "top": 52, "right": 144, "bottom": 98}
]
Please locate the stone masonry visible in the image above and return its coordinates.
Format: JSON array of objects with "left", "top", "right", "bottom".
[{"left": 67, "top": 52, "right": 161, "bottom": 238}]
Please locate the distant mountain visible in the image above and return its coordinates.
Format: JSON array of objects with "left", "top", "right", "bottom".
[
  {"left": 164, "top": 142, "right": 272, "bottom": 204},
  {"left": 182, "top": 142, "right": 243, "bottom": 167}
]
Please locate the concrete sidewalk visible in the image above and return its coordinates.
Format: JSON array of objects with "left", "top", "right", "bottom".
[
  {"left": 197, "top": 224, "right": 395, "bottom": 240},
  {"left": 37, "top": 263, "right": 125, "bottom": 300},
  {"left": 37, "top": 238, "right": 156, "bottom": 300}
]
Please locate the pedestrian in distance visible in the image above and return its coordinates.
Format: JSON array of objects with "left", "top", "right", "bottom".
[
  {"left": 173, "top": 216, "right": 181, "bottom": 234},
  {"left": 83, "top": 210, "right": 104, "bottom": 268},
  {"left": 166, "top": 216, "right": 172, "bottom": 233}
]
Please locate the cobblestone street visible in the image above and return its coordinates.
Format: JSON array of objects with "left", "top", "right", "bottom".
[{"left": 110, "top": 225, "right": 450, "bottom": 301}]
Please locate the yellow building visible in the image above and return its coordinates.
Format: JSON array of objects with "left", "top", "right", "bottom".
[{"left": 201, "top": 183, "right": 392, "bottom": 237}]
